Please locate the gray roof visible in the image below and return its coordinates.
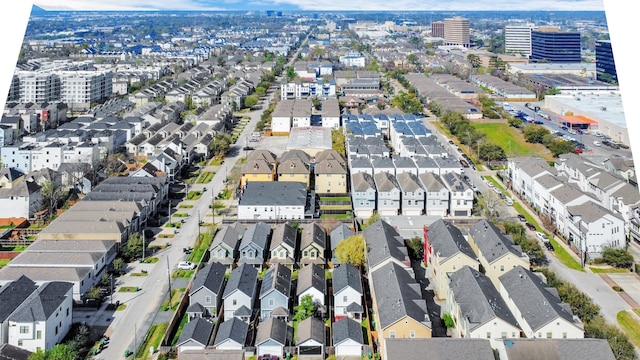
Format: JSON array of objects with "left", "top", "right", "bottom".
[
  {"left": 238, "top": 181, "right": 307, "bottom": 207},
  {"left": 332, "top": 317, "right": 363, "bottom": 345},
  {"left": 0, "top": 275, "right": 38, "bottom": 322},
  {"left": 385, "top": 338, "right": 495, "bottom": 360},
  {"left": 260, "top": 264, "right": 292, "bottom": 298},
  {"left": 330, "top": 223, "right": 354, "bottom": 252},
  {"left": 240, "top": 222, "right": 272, "bottom": 253},
  {"left": 567, "top": 201, "right": 624, "bottom": 224},
  {"left": 177, "top": 318, "right": 214, "bottom": 347},
  {"left": 549, "top": 182, "right": 592, "bottom": 205},
  {"left": 419, "top": 172, "right": 447, "bottom": 191},
  {"left": 0, "top": 343, "right": 32, "bottom": 360},
  {"left": 370, "top": 262, "right": 430, "bottom": 330},
  {"left": 10, "top": 281, "right": 73, "bottom": 322},
  {"left": 223, "top": 263, "right": 258, "bottom": 299},
  {"left": 427, "top": 219, "right": 476, "bottom": 261},
  {"left": 211, "top": 225, "right": 240, "bottom": 250},
  {"left": 255, "top": 317, "right": 290, "bottom": 346},
  {"left": 363, "top": 220, "right": 409, "bottom": 269},
  {"left": 499, "top": 266, "right": 581, "bottom": 332},
  {"left": 270, "top": 222, "right": 297, "bottom": 252},
  {"left": 468, "top": 220, "right": 526, "bottom": 264},
  {"left": 396, "top": 172, "right": 424, "bottom": 192},
  {"left": 501, "top": 338, "right": 616, "bottom": 360},
  {"left": 191, "top": 262, "right": 227, "bottom": 297},
  {"left": 214, "top": 318, "right": 249, "bottom": 347},
  {"left": 449, "top": 266, "right": 519, "bottom": 331},
  {"left": 351, "top": 172, "right": 376, "bottom": 192},
  {"left": 296, "top": 263, "right": 326, "bottom": 295},
  {"left": 332, "top": 263, "right": 362, "bottom": 295},
  {"left": 295, "top": 316, "right": 325, "bottom": 345},
  {"left": 300, "top": 223, "right": 326, "bottom": 251}
]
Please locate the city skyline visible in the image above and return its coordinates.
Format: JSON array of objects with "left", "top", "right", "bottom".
[{"left": 34, "top": 0, "right": 606, "bottom": 11}]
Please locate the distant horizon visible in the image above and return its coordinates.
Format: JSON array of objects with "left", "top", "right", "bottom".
[{"left": 32, "top": 0, "right": 606, "bottom": 12}]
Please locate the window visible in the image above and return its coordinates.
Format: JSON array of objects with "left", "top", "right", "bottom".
[
  {"left": 486, "top": 332, "right": 491, "bottom": 339},
  {"left": 205, "top": 296, "right": 212, "bottom": 304},
  {"left": 500, "top": 265, "right": 505, "bottom": 272},
  {"left": 546, "top": 332, "right": 552, "bottom": 339},
  {"left": 18, "top": 340, "right": 23, "bottom": 346},
  {"left": 269, "top": 299, "right": 274, "bottom": 306},
  {"left": 36, "top": 330, "right": 42, "bottom": 339},
  {"left": 20, "top": 326, "right": 29, "bottom": 334},
  {"left": 410, "top": 330, "right": 415, "bottom": 338},
  {"left": 501, "top": 332, "right": 507, "bottom": 339},
  {"left": 232, "top": 299, "right": 237, "bottom": 306},
  {"left": 562, "top": 332, "right": 567, "bottom": 339},
  {"left": 389, "top": 330, "right": 396, "bottom": 338},
  {"left": 343, "top": 295, "right": 348, "bottom": 303}
]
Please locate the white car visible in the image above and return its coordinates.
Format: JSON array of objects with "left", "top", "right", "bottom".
[
  {"left": 504, "top": 197, "right": 514, "bottom": 206},
  {"left": 178, "top": 261, "right": 197, "bottom": 270},
  {"left": 535, "top": 232, "right": 548, "bottom": 241}
]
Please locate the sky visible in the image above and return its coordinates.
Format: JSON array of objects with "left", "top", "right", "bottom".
[{"left": 33, "top": 0, "right": 606, "bottom": 11}]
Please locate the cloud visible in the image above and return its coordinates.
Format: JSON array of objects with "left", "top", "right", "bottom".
[{"left": 35, "top": 0, "right": 605, "bottom": 11}]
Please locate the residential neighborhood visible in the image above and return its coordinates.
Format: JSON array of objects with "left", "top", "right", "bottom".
[{"left": 0, "top": 6, "right": 636, "bottom": 360}]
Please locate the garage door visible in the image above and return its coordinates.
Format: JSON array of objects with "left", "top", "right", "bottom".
[
  {"left": 258, "top": 345, "right": 283, "bottom": 358},
  {"left": 299, "top": 346, "right": 323, "bottom": 356},
  {"left": 454, "top": 210, "right": 468, "bottom": 216}
]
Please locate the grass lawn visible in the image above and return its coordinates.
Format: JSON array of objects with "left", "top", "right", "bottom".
[
  {"left": 188, "top": 233, "right": 214, "bottom": 263},
  {"left": 119, "top": 286, "right": 141, "bottom": 292},
  {"left": 141, "top": 257, "right": 159, "bottom": 264},
  {"left": 473, "top": 122, "right": 554, "bottom": 161},
  {"left": 187, "top": 191, "right": 203, "bottom": 200},
  {"left": 319, "top": 205, "right": 352, "bottom": 211},
  {"left": 135, "top": 322, "right": 168, "bottom": 359},
  {"left": 209, "top": 159, "right": 224, "bottom": 166},
  {"left": 319, "top": 214, "right": 354, "bottom": 220},
  {"left": 197, "top": 171, "right": 215, "bottom": 184},
  {"left": 178, "top": 204, "right": 194, "bottom": 209},
  {"left": 320, "top": 197, "right": 351, "bottom": 202},
  {"left": 157, "top": 234, "right": 175, "bottom": 239},
  {"left": 117, "top": 304, "right": 127, "bottom": 311},
  {"left": 590, "top": 267, "right": 631, "bottom": 273},
  {"left": 161, "top": 288, "right": 185, "bottom": 311},
  {"left": 172, "top": 269, "right": 195, "bottom": 278},
  {"left": 174, "top": 213, "right": 189, "bottom": 218},
  {"left": 130, "top": 272, "right": 149, "bottom": 277},
  {"left": 483, "top": 175, "right": 506, "bottom": 192},
  {"left": 634, "top": 309, "right": 640, "bottom": 317},
  {"left": 512, "top": 203, "right": 584, "bottom": 271},
  {"left": 617, "top": 310, "right": 640, "bottom": 348}
]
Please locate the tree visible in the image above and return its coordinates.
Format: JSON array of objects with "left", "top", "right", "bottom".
[
  {"left": 28, "top": 344, "right": 76, "bottom": 360},
  {"left": 335, "top": 234, "right": 366, "bottom": 268},
  {"left": 361, "top": 212, "right": 380, "bottom": 230},
  {"left": 331, "top": 128, "right": 346, "bottom": 157},
  {"left": 122, "top": 232, "right": 144, "bottom": 261},
  {"left": 112, "top": 257, "right": 125, "bottom": 275},
  {"left": 391, "top": 91, "right": 423, "bottom": 114},
  {"left": 478, "top": 143, "right": 506, "bottom": 162},
  {"left": 40, "top": 181, "right": 66, "bottom": 220},
  {"left": 601, "top": 247, "right": 634, "bottom": 268},
  {"left": 523, "top": 124, "right": 551, "bottom": 144},
  {"left": 293, "top": 294, "right": 316, "bottom": 322},
  {"left": 406, "top": 236, "right": 423, "bottom": 260},
  {"left": 244, "top": 94, "right": 259, "bottom": 109}
]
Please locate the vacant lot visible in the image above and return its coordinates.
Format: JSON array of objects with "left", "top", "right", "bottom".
[{"left": 473, "top": 122, "right": 554, "bottom": 161}]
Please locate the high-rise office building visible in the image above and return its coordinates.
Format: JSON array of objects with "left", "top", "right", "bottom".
[
  {"left": 530, "top": 28, "right": 581, "bottom": 63},
  {"left": 504, "top": 23, "right": 535, "bottom": 56},
  {"left": 444, "top": 17, "right": 470, "bottom": 48},
  {"left": 596, "top": 40, "right": 617, "bottom": 84},
  {"left": 431, "top": 21, "right": 444, "bottom": 38}
]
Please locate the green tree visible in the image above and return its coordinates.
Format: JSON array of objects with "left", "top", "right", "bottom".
[
  {"left": 122, "top": 232, "right": 144, "bottom": 261},
  {"left": 112, "top": 257, "right": 125, "bottom": 275},
  {"left": 244, "top": 94, "right": 259, "bottom": 109},
  {"left": 28, "top": 344, "right": 76, "bottom": 360},
  {"left": 391, "top": 91, "right": 423, "bottom": 114},
  {"left": 523, "top": 124, "right": 551, "bottom": 144},
  {"left": 335, "top": 234, "right": 366, "bottom": 268},
  {"left": 331, "top": 128, "right": 346, "bottom": 157},
  {"left": 479, "top": 143, "right": 506, "bottom": 161},
  {"left": 407, "top": 236, "right": 423, "bottom": 260},
  {"left": 601, "top": 247, "right": 634, "bottom": 268},
  {"left": 361, "top": 212, "right": 380, "bottom": 229},
  {"left": 293, "top": 294, "right": 316, "bottom": 322}
]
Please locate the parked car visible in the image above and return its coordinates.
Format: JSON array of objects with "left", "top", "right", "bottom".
[
  {"left": 593, "top": 140, "right": 601, "bottom": 147},
  {"left": 544, "top": 241, "right": 555, "bottom": 251},
  {"left": 178, "top": 261, "right": 197, "bottom": 270},
  {"left": 517, "top": 214, "right": 527, "bottom": 222},
  {"left": 525, "top": 222, "right": 536, "bottom": 231},
  {"left": 504, "top": 197, "right": 514, "bottom": 206},
  {"left": 535, "top": 232, "right": 548, "bottom": 241},
  {"left": 460, "top": 159, "right": 469, "bottom": 168}
]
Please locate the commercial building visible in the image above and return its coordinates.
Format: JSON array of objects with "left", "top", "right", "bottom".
[
  {"left": 595, "top": 40, "right": 617, "bottom": 84},
  {"left": 431, "top": 21, "right": 444, "bottom": 38},
  {"left": 504, "top": 23, "right": 535, "bottom": 56},
  {"left": 444, "top": 17, "right": 470, "bottom": 48},
  {"left": 530, "top": 28, "right": 581, "bottom": 63}
]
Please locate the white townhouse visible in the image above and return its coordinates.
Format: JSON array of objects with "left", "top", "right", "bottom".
[
  {"left": 548, "top": 183, "right": 597, "bottom": 237},
  {"left": 508, "top": 157, "right": 557, "bottom": 204},
  {"left": 566, "top": 201, "right": 626, "bottom": 262}
]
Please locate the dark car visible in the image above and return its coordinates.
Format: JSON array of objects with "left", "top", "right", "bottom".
[
  {"left": 517, "top": 214, "right": 526, "bottom": 222},
  {"left": 525, "top": 222, "right": 536, "bottom": 231},
  {"left": 619, "top": 143, "right": 630, "bottom": 149},
  {"left": 544, "top": 241, "right": 555, "bottom": 251}
]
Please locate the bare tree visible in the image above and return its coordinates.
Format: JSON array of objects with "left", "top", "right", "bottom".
[{"left": 40, "top": 181, "right": 65, "bottom": 220}]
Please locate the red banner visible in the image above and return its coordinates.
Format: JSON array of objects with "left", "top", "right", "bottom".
[{"left": 423, "top": 225, "right": 430, "bottom": 264}]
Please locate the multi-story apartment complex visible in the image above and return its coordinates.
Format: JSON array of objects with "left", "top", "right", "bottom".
[
  {"left": 431, "top": 21, "right": 444, "bottom": 38},
  {"left": 444, "top": 17, "right": 470, "bottom": 48}
]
